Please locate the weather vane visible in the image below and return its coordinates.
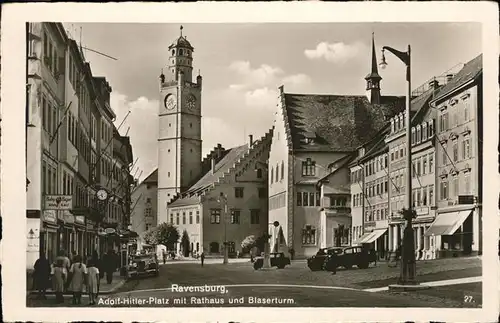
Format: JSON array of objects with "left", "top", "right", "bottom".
[{"left": 180, "top": 25, "right": 183, "bottom": 36}]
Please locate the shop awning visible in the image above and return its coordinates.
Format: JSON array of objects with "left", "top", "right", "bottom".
[
  {"left": 363, "top": 228, "right": 387, "bottom": 244},
  {"left": 352, "top": 233, "right": 371, "bottom": 245},
  {"left": 424, "top": 210, "right": 472, "bottom": 236}
]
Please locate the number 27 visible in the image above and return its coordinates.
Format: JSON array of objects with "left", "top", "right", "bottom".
[{"left": 464, "top": 295, "right": 474, "bottom": 302}]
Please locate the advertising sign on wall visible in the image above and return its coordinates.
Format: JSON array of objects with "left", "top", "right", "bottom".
[{"left": 45, "top": 195, "right": 73, "bottom": 210}]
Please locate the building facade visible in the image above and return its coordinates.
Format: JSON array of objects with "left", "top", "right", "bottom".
[
  {"left": 130, "top": 169, "right": 159, "bottom": 239},
  {"left": 167, "top": 132, "right": 272, "bottom": 256},
  {"left": 349, "top": 54, "right": 483, "bottom": 261},
  {"left": 157, "top": 27, "right": 203, "bottom": 225},
  {"left": 427, "top": 54, "right": 483, "bottom": 257},
  {"left": 26, "top": 22, "right": 134, "bottom": 269}
]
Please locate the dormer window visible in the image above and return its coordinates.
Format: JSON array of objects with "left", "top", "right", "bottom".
[
  {"left": 391, "top": 119, "right": 395, "bottom": 133},
  {"left": 422, "top": 123, "right": 428, "bottom": 141},
  {"left": 358, "top": 147, "right": 365, "bottom": 157},
  {"left": 303, "top": 131, "right": 316, "bottom": 144}
]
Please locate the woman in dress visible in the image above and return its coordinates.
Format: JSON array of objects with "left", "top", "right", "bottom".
[
  {"left": 33, "top": 253, "right": 51, "bottom": 299},
  {"left": 52, "top": 258, "right": 67, "bottom": 304},
  {"left": 86, "top": 260, "right": 100, "bottom": 305},
  {"left": 68, "top": 255, "right": 87, "bottom": 305}
]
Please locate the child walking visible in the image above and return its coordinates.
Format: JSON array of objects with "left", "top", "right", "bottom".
[{"left": 86, "top": 260, "right": 100, "bottom": 305}]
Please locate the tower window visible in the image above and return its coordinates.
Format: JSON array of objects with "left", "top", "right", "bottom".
[
  {"left": 190, "top": 123, "right": 192, "bottom": 128},
  {"left": 168, "top": 172, "right": 170, "bottom": 177},
  {"left": 172, "top": 49, "right": 175, "bottom": 55},
  {"left": 190, "top": 149, "right": 193, "bottom": 153},
  {"left": 168, "top": 149, "right": 170, "bottom": 152},
  {"left": 179, "top": 49, "right": 184, "bottom": 55},
  {"left": 169, "top": 123, "right": 171, "bottom": 127}
]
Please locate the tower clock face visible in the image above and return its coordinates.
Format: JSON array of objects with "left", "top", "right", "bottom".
[
  {"left": 186, "top": 95, "right": 196, "bottom": 112},
  {"left": 164, "top": 94, "right": 177, "bottom": 110}
]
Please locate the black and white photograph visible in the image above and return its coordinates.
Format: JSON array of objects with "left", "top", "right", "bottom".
[{"left": 1, "top": 2, "right": 498, "bottom": 322}]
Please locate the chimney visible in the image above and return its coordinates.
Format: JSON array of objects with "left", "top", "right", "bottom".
[
  {"left": 249, "top": 135, "right": 253, "bottom": 147},
  {"left": 211, "top": 158, "right": 216, "bottom": 174},
  {"left": 446, "top": 74, "right": 454, "bottom": 82},
  {"left": 428, "top": 79, "right": 440, "bottom": 90}
]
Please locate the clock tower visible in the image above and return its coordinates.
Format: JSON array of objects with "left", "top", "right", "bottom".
[{"left": 157, "top": 26, "right": 203, "bottom": 225}]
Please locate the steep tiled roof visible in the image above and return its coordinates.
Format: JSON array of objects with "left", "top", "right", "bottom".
[
  {"left": 184, "top": 144, "right": 249, "bottom": 194},
  {"left": 432, "top": 54, "right": 482, "bottom": 103},
  {"left": 143, "top": 168, "right": 158, "bottom": 184},
  {"left": 168, "top": 196, "right": 200, "bottom": 207},
  {"left": 283, "top": 93, "right": 404, "bottom": 152}
]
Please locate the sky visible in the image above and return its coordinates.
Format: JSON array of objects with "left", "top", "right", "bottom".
[{"left": 63, "top": 22, "right": 481, "bottom": 181}]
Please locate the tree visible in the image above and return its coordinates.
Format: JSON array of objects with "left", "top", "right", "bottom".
[
  {"left": 153, "top": 222, "right": 180, "bottom": 250},
  {"left": 241, "top": 235, "right": 256, "bottom": 253},
  {"left": 180, "top": 230, "right": 190, "bottom": 257},
  {"left": 143, "top": 228, "right": 158, "bottom": 245}
]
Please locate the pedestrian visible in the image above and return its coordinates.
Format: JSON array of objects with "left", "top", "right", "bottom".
[
  {"left": 56, "top": 250, "right": 71, "bottom": 291},
  {"left": 162, "top": 250, "right": 166, "bottom": 264},
  {"left": 289, "top": 248, "right": 295, "bottom": 261},
  {"left": 86, "top": 259, "right": 100, "bottom": 305},
  {"left": 52, "top": 258, "right": 67, "bottom": 304},
  {"left": 327, "top": 253, "right": 337, "bottom": 275},
  {"left": 33, "top": 253, "right": 51, "bottom": 299},
  {"left": 200, "top": 252, "right": 205, "bottom": 267},
  {"left": 103, "top": 249, "right": 115, "bottom": 284},
  {"left": 69, "top": 255, "right": 87, "bottom": 305}
]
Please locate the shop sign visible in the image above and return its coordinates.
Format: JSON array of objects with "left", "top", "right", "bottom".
[
  {"left": 75, "top": 215, "right": 85, "bottom": 224},
  {"left": 42, "top": 210, "right": 57, "bottom": 224},
  {"left": 105, "top": 228, "right": 116, "bottom": 234},
  {"left": 63, "top": 210, "right": 75, "bottom": 224},
  {"left": 45, "top": 195, "right": 73, "bottom": 210},
  {"left": 26, "top": 218, "right": 41, "bottom": 252}
]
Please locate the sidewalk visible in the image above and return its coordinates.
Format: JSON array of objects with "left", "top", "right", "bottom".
[
  {"left": 160, "top": 257, "right": 251, "bottom": 265},
  {"left": 28, "top": 271, "right": 126, "bottom": 296}
]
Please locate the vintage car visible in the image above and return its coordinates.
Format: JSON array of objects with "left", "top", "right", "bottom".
[
  {"left": 307, "top": 247, "right": 343, "bottom": 271},
  {"left": 323, "top": 246, "right": 373, "bottom": 271},
  {"left": 126, "top": 253, "right": 159, "bottom": 280},
  {"left": 253, "top": 252, "right": 291, "bottom": 270}
]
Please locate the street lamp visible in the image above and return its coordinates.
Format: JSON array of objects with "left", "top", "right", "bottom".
[
  {"left": 380, "top": 44, "right": 419, "bottom": 286},
  {"left": 217, "top": 192, "right": 229, "bottom": 265}
]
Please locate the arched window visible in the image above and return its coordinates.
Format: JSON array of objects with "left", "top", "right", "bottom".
[
  {"left": 281, "top": 161, "right": 285, "bottom": 180},
  {"left": 172, "top": 49, "right": 175, "bottom": 56},
  {"left": 270, "top": 167, "right": 274, "bottom": 184},
  {"left": 179, "top": 49, "right": 184, "bottom": 56},
  {"left": 276, "top": 164, "right": 279, "bottom": 182}
]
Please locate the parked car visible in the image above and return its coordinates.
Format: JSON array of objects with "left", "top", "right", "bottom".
[
  {"left": 323, "top": 246, "right": 372, "bottom": 271},
  {"left": 253, "top": 252, "right": 291, "bottom": 270},
  {"left": 126, "top": 253, "right": 159, "bottom": 280},
  {"left": 307, "top": 247, "right": 343, "bottom": 271}
]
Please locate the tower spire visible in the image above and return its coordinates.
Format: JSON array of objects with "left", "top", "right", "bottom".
[
  {"left": 371, "top": 32, "right": 378, "bottom": 75},
  {"left": 365, "top": 32, "right": 382, "bottom": 104},
  {"left": 180, "top": 25, "right": 183, "bottom": 37}
]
